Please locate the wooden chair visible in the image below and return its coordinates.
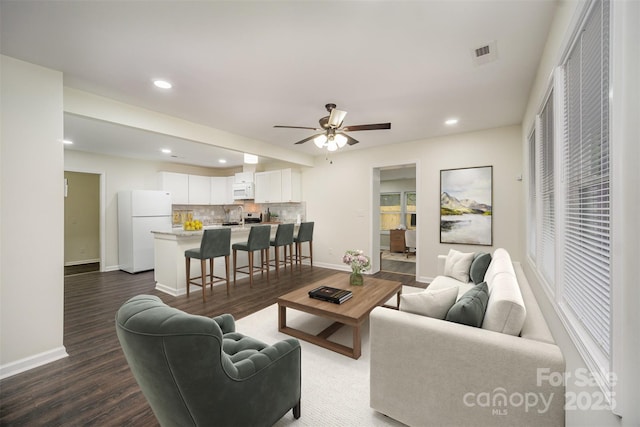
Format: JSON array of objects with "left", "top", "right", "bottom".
[
  {"left": 270, "top": 223, "right": 295, "bottom": 278},
  {"left": 232, "top": 225, "right": 271, "bottom": 287},
  {"left": 185, "top": 228, "right": 231, "bottom": 302},
  {"left": 294, "top": 222, "right": 314, "bottom": 269}
]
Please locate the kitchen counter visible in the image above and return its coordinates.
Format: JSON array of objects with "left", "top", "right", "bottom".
[{"left": 151, "top": 223, "right": 298, "bottom": 296}]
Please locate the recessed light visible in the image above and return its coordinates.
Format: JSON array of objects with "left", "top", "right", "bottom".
[
  {"left": 445, "top": 118, "right": 459, "bottom": 125},
  {"left": 153, "top": 79, "right": 172, "bottom": 89},
  {"left": 63, "top": 139, "right": 73, "bottom": 145},
  {"left": 218, "top": 159, "right": 227, "bottom": 164},
  {"left": 161, "top": 148, "right": 172, "bottom": 154}
]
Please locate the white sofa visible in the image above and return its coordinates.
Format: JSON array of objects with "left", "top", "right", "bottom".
[{"left": 370, "top": 248, "right": 565, "bottom": 427}]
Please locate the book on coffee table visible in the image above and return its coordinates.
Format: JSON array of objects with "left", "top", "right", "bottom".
[{"left": 308, "top": 286, "right": 353, "bottom": 304}]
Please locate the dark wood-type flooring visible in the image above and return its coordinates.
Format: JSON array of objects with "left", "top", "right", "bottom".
[{"left": 0, "top": 264, "right": 421, "bottom": 426}]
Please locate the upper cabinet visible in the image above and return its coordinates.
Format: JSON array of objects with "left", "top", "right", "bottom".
[
  {"left": 188, "top": 175, "right": 210, "bottom": 205},
  {"left": 211, "top": 176, "right": 234, "bottom": 205},
  {"left": 254, "top": 168, "right": 301, "bottom": 203},
  {"left": 234, "top": 172, "right": 254, "bottom": 184},
  {"left": 159, "top": 169, "right": 300, "bottom": 205},
  {"left": 158, "top": 172, "right": 189, "bottom": 204},
  {"left": 281, "top": 169, "right": 301, "bottom": 202},
  {"left": 254, "top": 170, "right": 281, "bottom": 203}
]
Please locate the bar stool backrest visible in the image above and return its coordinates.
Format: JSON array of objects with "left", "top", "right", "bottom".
[
  {"left": 246, "top": 225, "right": 271, "bottom": 251},
  {"left": 274, "top": 223, "right": 295, "bottom": 246},
  {"left": 200, "top": 228, "right": 232, "bottom": 259},
  {"left": 295, "top": 222, "right": 314, "bottom": 243}
]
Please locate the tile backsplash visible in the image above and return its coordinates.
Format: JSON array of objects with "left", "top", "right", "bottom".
[{"left": 172, "top": 202, "right": 306, "bottom": 226}]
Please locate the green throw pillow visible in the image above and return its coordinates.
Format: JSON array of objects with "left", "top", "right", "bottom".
[
  {"left": 470, "top": 252, "right": 492, "bottom": 284},
  {"left": 445, "top": 282, "right": 489, "bottom": 327}
]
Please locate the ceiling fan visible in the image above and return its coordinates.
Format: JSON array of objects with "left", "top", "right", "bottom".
[{"left": 274, "top": 103, "right": 391, "bottom": 151}]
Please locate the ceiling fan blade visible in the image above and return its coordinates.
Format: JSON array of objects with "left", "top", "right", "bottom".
[
  {"left": 294, "top": 133, "right": 324, "bottom": 145},
  {"left": 274, "top": 125, "right": 321, "bottom": 131},
  {"left": 328, "top": 109, "right": 347, "bottom": 128},
  {"left": 344, "top": 134, "right": 359, "bottom": 145},
  {"left": 342, "top": 123, "right": 391, "bottom": 132}
]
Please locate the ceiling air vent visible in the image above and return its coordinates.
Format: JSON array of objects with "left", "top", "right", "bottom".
[{"left": 471, "top": 40, "right": 498, "bottom": 66}]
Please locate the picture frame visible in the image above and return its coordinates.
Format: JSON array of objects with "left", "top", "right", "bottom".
[{"left": 440, "top": 166, "right": 493, "bottom": 246}]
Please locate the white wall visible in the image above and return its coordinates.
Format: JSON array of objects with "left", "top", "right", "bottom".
[
  {"left": 302, "top": 124, "right": 524, "bottom": 282},
  {"left": 0, "top": 56, "right": 67, "bottom": 377},
  {"left": 64, "top": 150, "right": 220, "bottom": 270},
  {"left": 521, "top": 1, "right": 640, "bottom": 425}
]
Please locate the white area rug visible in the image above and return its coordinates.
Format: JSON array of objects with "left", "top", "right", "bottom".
[{"left": 235, "top": 286, "right": 423, "bottom": 427}]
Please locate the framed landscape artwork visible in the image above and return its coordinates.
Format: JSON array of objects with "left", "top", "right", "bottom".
[{"left": 440, "top": 166, "right": 493, "bottom": 246}]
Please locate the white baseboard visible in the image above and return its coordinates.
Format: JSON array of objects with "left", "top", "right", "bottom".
[
  {"left": 0, "top": 346, "right": 68, "bottom": 380},
  {"left": 64, "top": 259, "right": 100, "bottom": 267},
  {"left": 103, "top": 265, "right": 121, "bottom": 272}
]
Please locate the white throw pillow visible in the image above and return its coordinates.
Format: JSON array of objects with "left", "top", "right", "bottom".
[
  {"left": 400, "top": 286, "right": 458, "bottom": 319},
  {"left": 443, "top": 249, "right": 475, "bottom": 283}
]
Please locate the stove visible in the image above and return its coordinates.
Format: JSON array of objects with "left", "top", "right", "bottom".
[{"left": 244, "top": 213, "right": 262, "bottom": 224}]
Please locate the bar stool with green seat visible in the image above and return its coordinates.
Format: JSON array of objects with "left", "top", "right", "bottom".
[
  {"left": 294, "top": 221, "right": 314, "bottom": 269},
  {"left": 185, "top": 227, "right": 232, "bottom": 302},
  {"left": 269, "top": 223, "right": 295, "bottom": 278},
  {"left": 232, "top": 225, "right": 271, "bottom": 288}
]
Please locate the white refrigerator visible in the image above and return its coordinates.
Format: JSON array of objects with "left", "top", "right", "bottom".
[{"left": 118, "top": 190, "right": 172, "bottom": 273}]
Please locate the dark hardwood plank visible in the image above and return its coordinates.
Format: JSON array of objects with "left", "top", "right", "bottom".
[{"left": 0, "top": 265, "right": 421, "bottom": 426}]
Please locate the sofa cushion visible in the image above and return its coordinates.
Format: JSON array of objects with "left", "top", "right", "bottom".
[
  {"left": 482, "top": 272, "right": 526, "bottom": 336},
  {"left": 428, "top": 275, "right": 474, "bottom": 300},
  {"left": 445, "top": 282, "right": 489, "bottom": 327},
  {"left": 470, "top": 252, "right": 492, "bottom": 284},
  {"left": 400, "top": 286, "right": 458, "bottom": 319},
  {"left": 443, "top": 249, "right": 475, "bottom": 283}
]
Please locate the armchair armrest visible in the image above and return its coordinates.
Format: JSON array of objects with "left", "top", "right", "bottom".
[
  {"left": 212, "top": 313, "right": 235, "bottom": 334},
  {"left": 223, "top": 337, "right": 300, "bottom": 380},
  {"left": 370, "top": 307, "right": 565, "bottom": 427}
]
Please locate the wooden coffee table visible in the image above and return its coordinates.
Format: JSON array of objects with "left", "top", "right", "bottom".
[{"left": 277, "top": 273, "right": 402, "bottom": 359}]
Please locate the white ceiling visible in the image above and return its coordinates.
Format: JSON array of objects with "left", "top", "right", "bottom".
[{"left": 0, "top": 0, "right": 557, "bottom": 168}]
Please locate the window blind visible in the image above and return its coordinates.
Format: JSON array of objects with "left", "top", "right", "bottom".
[
  {"left": 562, "top": 0, "right": 611, "bottom": 357},
  {"left": 527, "top": 129, "right": 537, "bottom": 260},
  {"left": 539, "top": 92, "right": 555, "bottom": 284}
]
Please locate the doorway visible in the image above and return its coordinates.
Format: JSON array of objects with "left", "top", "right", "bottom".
[
  {"left": 371, "top": 163, "right": 418, "bottom": 279},
  {"left": 64, "top": 171, "right": 101, "bottom": 275}
]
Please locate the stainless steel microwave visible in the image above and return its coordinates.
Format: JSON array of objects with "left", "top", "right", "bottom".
[{"left": 232, "top": 182, "right": 254, "bottom": 200}]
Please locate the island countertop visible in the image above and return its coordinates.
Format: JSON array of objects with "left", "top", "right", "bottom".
[
  {"left": 151, "top": 223, "right": 298, "bottom": 296},
  {"left": 152, "top": 223, "right": 291, "bottom": 237}
]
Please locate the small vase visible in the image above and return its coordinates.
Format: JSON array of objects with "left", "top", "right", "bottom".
[{"left": 350, "top": 271, "right": 364, "bottom": 286}]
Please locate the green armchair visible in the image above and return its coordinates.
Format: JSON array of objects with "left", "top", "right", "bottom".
[{"left": 116, "top": 295, "right": 301, "bottom": 427}]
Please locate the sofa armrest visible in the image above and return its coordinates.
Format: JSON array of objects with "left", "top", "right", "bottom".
[{"left": 370, "top": 307, "right": 565, "bottom": 427}]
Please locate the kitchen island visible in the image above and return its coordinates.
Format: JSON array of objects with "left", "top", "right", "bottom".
[{"left": 152, "top": 224, "right": 295, "bottom": 296}]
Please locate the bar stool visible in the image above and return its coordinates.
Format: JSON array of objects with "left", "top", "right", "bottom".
[
  {"left": 185, "top": 228, "right": 231, "bottom": 302},
  {"left": 269, "top": 223, "right": 295, "bottom": 278},
  {"left": 294, "top": 221, "right": 314, "bottom": 269},
  {"left": 232, "top": 225, "right": 271, "bottom": 287}
]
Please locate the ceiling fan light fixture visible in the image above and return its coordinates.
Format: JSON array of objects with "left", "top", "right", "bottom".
[
  {"left": 328, "top": 109, "right": 347, "bottom": 127},
  {"left": 334, "top": 134, "right": 348, "bottom": 148},
  {"left": 314, "top": 134, "right": 327, "bottom": 148},
  {"left": 327, "top": 140, "right": 338, "bottom": 152}
]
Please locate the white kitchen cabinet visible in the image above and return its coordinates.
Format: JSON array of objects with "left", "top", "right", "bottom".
[
  {"left": 254, "top": 169, "right": 301, "bottom": 203},
  {"left": 210, "top": 176, "right": 234, "bottom": 205},
  {"left": 234, "top": 172, "right": 254, "bottom": 184},
  {"left": 188, "top": 175, "right": 211, "bottom": 205},
  {"left": 158, "top": 172, "right": 189, "bottom": 204},
  {"left": 254, "top": 170, "right": 281, "bottom": 203},
  {"left": 281, "top": 168, "right": 301, "bottom": 202}
]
